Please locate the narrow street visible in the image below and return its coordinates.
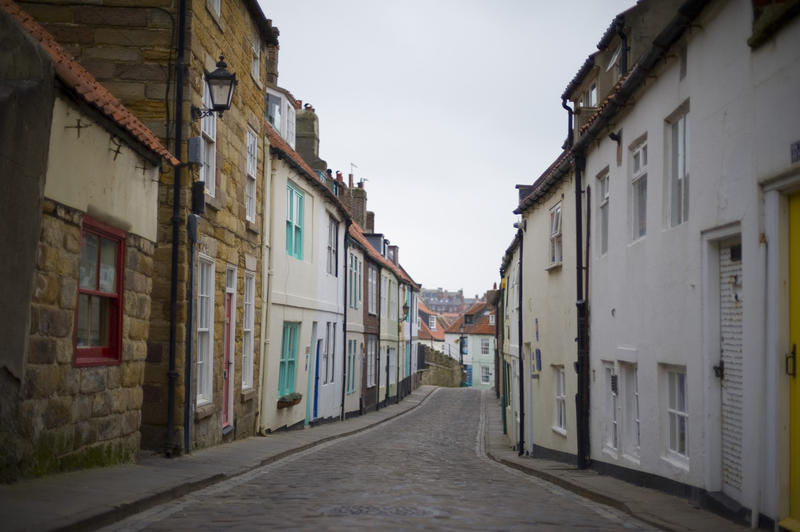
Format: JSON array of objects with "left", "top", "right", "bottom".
[{"left": 104, "top": 389, "right": 653, "bottom": 531}]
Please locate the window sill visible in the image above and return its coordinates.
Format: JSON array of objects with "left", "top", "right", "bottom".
[
  {"left": 245, "top": 220, "right": 259, "bottom": 234},
  {"left": 241, "top": 387, "right": 256, "bottom": 402},
  {"left": 552, "top": 426, "right": 567, "bottom": 437},
  {"left": 622, "top": 452, "right": 640, "bottom": 466},
  {"left": 205, "top": 193, "right": 222, "bottom": 211},
  {"left": 195, "top": 401, "right": 214, "bottom": 421},
  {"left": 661, "top": 450, "right": 689, "bottom": 471},
  {"left": 602, "top": 446, "right": 619, "bottom": 460},
  {"left": 545, "top": 262, "right": 563, "bottom": 272},
  {"left": 628, "top": 235, "right": 646, "bottom": 247}
]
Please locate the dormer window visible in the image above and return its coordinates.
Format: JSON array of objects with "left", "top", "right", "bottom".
[
  {"left": 583, "top": 83, "right": 597, "bottom": 108},
  {"left": 607, "top": 45, "right": 621, "bottom": 72},
  {"left": 266, "top": 89, "right": 296, "bottom": 149}
]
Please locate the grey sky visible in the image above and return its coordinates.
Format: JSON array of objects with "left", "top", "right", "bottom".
[{"left": 258, "top": 0, "right": 634, "bottom": 298}]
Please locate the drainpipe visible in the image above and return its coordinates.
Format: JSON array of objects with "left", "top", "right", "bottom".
[
  {"left": 166, "top": 0, "right": 187, "bottom": 457},
  {"left": 376, "top": 270, "right": 382, "bottom": 411},
  {"left": 561, "top": 98, "right": 574, "bottom": 149},
  {"left": 257, "top": 137, "right": 274, "bottom": 435},
  {"left": 341, "top": 224, "right": 350, "bottom": 421},
  {"left": 517, "top": 236, "right": 525, "bottom": 456},
  {"left": 574, "top": 153, "right": 590, "bottom": 469}
]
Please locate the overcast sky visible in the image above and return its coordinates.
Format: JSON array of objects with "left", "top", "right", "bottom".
[{"left": 258, "top": 0, "right": 634, "bottom": 298}]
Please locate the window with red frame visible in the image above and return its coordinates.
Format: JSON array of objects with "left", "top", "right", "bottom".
[{"left": 75, "top": 216, "right": 125, "bottom": 365}]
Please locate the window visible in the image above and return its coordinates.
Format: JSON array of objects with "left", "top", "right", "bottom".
[
  {"left": 278, "top": 322, "right": 299, "bottom": 396},
  {"left": 246, "top": 129, "right": 257, "bottom": 222},
  {"left": 250, "top": 34, "right": 261, "bottom": 81},
  {"left": 631, "top": 142, "right": 647, "bottom": 239},
  {"left": 489, "top": 313, "right": 495, "bottom": 325},
  {"left": 76, "top": 217, "right": 125, "bottom": 365},
  {"left": 549, "top": 203, "right": 562, "bottom": 266},
  {"left": 196, "top": 255, "right": 215, "bottom": 403},
  {"left": 481, "top": 338, "right": 490, "bottom": 355},
  {"left": 582, "top": 82, "right": 597, "bottom": 107},
  {"left": 242, "top": 272, "right": 255, "bottom": 389},
  {"left": 380, "top": 276, "right": 387, "bottom": 317},
  {"left": 554, "top": 366, "right": 566, "bottom": 432},
  {"left": 325, "top": 322, "right": 336, "bottom": 384},
  {"left": 428, "top": 315, "right": 436, "bottom": 330},
  {"left": 368, "top": 265, "right": 377, "bottom": 315},
  {"left": 607, "top": 45, "right": 620, "bottom": 72},
  {"left": 621, "top": 363, "right": 640, "bottom": 456},
  {"left": 286, "top": 104, "right": 296, "bottom": 149},
  {"left": 389, "top": 280, "right": 397, "bottom": 321},
  {"left": 267, "top": 92, "right": 282, "bottom": 134},
  {"left": 367, "top": 336, "right": 376, "bottom": 387},
  {"left": 669, "top": 111, "right": 689, "bottom": 227},
  {"left": 481, "top": 366, "right": 491, "bottom": 384},
  {"left": 666, "top": 368, "right": 688, "bottom": 457},
  {"left": 201, "top": 82, "right": 217, "bottom": 197},
  {"left": 286, "top": 184, "right": 304, "bottom": 259},
  {"left": 347, "top": 339, "right": 357, "bottom": 394},
  {"left": 605, "top": 365, "right": 618, "bottom": 450},
  {"left": 405, "top": 341, "right": 411, "bottom": 376},
  {"left": 327, "top": 216, "right": 338, "bottom": 276},
  {"left": 598, "top": 172, "right": 609, "bottom": 255}
]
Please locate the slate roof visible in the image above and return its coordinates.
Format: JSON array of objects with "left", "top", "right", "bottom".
[{"left": 1, "top": 0, "right": 178, "bottom": 167}]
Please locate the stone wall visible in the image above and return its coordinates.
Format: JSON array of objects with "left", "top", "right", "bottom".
[
  {"left": 1, "top": 200, "right": 152, "bottom": 482},
  {"left": 420, "top": 346, "right": 464, "bottom": 388}
]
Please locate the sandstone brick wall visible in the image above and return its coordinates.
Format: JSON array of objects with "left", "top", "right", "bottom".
[
  {"left": 420, "top": 347, "right": 465, "bottom": 388},
  {"left": 1, "top": 200, "right": 153, "bottom": 481}
]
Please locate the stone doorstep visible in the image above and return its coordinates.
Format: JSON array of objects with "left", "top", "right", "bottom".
[{"left": 18, "top": 386, "right": 438, "bottom": 532}]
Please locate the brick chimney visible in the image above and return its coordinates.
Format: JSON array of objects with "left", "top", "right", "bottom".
[
  {"left": 266, "top": 44, "right": 279, "bottom": 85},
  {"left": 296, "top": 104, "right": 327, "bottom": 172},
  {"left": 341, "top": 177, "right": 368, "bottom": 228},
  {"left": 388, "top": 245, "right": 399, "bottom": 266},
  {"left": 366, "top": 211, "right": 375, "bottom": 233}
]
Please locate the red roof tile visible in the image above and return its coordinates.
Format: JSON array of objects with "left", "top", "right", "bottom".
[{"left": 1, "top": 0, "right": 178, "bottom": 167}]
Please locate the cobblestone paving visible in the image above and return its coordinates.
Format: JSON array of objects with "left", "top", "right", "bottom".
[{"left": 104, "top": 389, "right": 656, "bottom": 531}]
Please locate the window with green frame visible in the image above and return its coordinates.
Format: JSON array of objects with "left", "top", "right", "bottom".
[
  {"left": 278, "top": 322, "right": 299, "bottom": 396},
  {"left": 286, "top": 184, "right": 304, "bottom": 259}
]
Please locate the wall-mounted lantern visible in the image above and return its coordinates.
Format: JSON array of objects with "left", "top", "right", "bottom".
[{"left": 191, "top": 55, "right": 237, "bottom": 120}]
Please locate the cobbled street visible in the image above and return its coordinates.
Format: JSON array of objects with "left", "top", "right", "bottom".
[{"left": 104, "top": 389, "right": 655, "bottom": 531}]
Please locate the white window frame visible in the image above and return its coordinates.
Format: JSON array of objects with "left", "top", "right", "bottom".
[
  {"left": 242, "top": 271, "right": 255, "bottom": 389},
  {"left": 554, "top": 366, "right": 566, "bottom": 434},
  {"left": 481, "top": 365, "right": 491, "bottom": 384},
  {"left": 368, "top": 265, "right": 377, "bottom": 315},
  {"left": 201, "top": 82, "right": 217, "bottom": 197},
  {"left": 196, "top": 255, "right": 215, "bottom": 404},
  {"left": 631, "top": 141, "right": 648, "bottom": 240},
  {"left": 428, "top": 315, "right": 436, "bottom": 330},
  {"left": 666, "top": 367, "right": 688, "bottom": 458},
  {"left": 549, "top": 202, "right": 563, "bottom": 266},
  {"left": 481, "top": 337, "right": 490, "bottom": 355},
  {"left": 327, "top": 216, "right": 338, "bottom": 276},
  {"left": 250, "top": 33, "right": 261, "bottom": 82},
  {"left": 598, "top": 171, "right": 609, "bottom": 255},
  {"left": 367, "top": 336, "right": 376, "bottom": 387},
  {"left": 668, "top": 110, "right": 689, "bottom": 227},
  {"left": 389, "top": 280, "right": 397, "bottom": 321},
  {"left": 381, "top": 276, "right": 387, "bottom": 317},
  {"left": 246, "top": 129, "right": 257, "bottom": 222}
]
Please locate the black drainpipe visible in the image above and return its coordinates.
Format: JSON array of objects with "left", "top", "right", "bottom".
[
  {"left": 561, "top": 98, "right": 574, "bottom": 149},
  {"left": 341, "top": 223, "right": 350, "bottom": 421},
  {"left": 375, "top": 268, "right": 381, "bottom": 411},
  {"left": 166, "top": 0, "right": 187, "bottom": 458},
  {"left": 517, "top": 236, "right": 525, "bottom": 456},
  {"left": 574, "top": 153, "right": 590, "bottom": 469}
]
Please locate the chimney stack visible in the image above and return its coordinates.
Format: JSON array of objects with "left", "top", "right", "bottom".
[
  {"left": 348, "top": 173, "right": 353, "bottom": 188},
  {"left": 366, "top": 211, "right": 375, "bottom": 233},
  {"left": 295, "top": 104, "right": 327, "bottom": 172}
]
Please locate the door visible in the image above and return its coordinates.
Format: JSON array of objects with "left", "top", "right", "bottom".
[
  {"left": 313, "top": 339, "right": 322, "bottom": 420},
  {"left": 784, "top": 193, "right": 800, "bottom": 529},
  {"left": 719, "top": 238, "right": 743, "bottom": 498},
  {"left": 222, "top": 291, "right": 232, "bottom": 429}
]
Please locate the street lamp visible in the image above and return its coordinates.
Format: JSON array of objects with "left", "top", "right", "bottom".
[{"left": 191, "top": 55, "right": 238, "bottom": 120}]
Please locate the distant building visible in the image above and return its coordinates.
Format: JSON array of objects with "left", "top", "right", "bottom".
[{"left": 421, "top": 288, "right": 464, "bottom": 314}]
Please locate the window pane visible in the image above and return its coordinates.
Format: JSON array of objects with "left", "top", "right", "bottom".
[
  {"left": 677, "top": 372, "right": 686, "bottom": 411},
  {"left": 77, "top": 293, "right": 90, "bottom": 346},
  {"left": 77, "top": 295, "right": 109, "bottom": 347},
  {"left": 99, "top": 238, "right": 117, "bottom": 293},
  {"left": 80, "top": 234, "right": 99, "bottom": 289}
]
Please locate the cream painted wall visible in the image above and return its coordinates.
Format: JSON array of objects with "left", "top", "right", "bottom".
[
  {"left": 522, "top": 174, "right": 578, "bottom": 457},
  {"left": 45, "top": 97, "right": 159, "bottom": 241}
]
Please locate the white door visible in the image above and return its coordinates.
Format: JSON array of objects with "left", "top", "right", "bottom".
[{"left": 719, "top": 239, "right": 743, "bottom": 498}]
